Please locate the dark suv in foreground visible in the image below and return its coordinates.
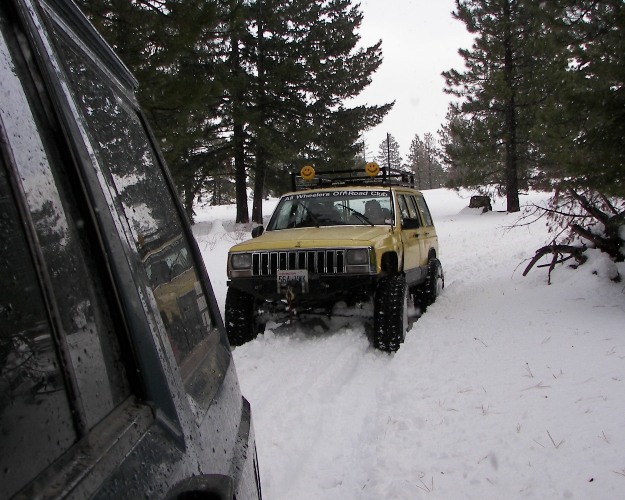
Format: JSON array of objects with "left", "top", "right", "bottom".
[{"left": 0, "top": 0, "right": 261, "bottom": 498}]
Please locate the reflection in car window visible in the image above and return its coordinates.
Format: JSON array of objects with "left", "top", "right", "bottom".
[
  {"left": 0, "top": 150, "right": 76, "bottom": 498},
  {"left": 0, "top": 24, "right": 129, "bottom": 432},
  {"left": 46, "top": 19, "right": 226, "bottom": 404}
]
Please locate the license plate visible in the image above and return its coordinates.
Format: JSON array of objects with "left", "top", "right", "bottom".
[{"left": 277, "top": 269, "right": 309, "bottom": 294}]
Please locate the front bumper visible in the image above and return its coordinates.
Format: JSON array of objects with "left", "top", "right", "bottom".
[{"left": 228, "top": 274, "right": 378, "bottom": 306}]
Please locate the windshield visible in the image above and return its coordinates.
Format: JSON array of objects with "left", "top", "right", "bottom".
[{"left": 267, "top": 190, "right": 394, "bottom": 230}]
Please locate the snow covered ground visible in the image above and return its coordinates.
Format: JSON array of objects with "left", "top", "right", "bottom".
[{"left": 192, "top": 189, "right": 625, "bottom": 500}]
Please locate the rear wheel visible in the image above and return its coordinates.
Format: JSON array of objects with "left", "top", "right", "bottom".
[
  {"left": 225, "top": 287, "right": 264, "bottom": 346},
  {"left": 373, "top": 274, "right": 409, "bottom": 352},
  {"left": 419, "top": 258, "right": 444, "bottom": 308}
]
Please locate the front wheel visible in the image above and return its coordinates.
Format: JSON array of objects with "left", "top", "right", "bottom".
[
  {"left": 224, "top": 287, "right": 264, "bottom": 346},
  {"left": 373, "top": 274, "right": 410, "bottom": 352}
]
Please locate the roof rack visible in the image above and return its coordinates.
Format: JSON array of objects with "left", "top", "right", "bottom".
[{"left": 291, "top": 166, "right": 415, "bottom": 191}]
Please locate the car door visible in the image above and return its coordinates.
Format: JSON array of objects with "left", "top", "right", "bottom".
[
  {"left": 414, "top": 193, "right": 438, "bottom": 258},
  {"left": 397, "top": 192, "right": 427, "bottom": 284}
]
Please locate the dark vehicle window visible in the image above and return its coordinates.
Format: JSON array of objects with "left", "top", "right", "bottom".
[
  {"left": 415, "top": 195, "right": 434, "bottom": 227},
  {"left": 0, "top": 146, "right": 76, "bottom": 498},
  {"left": 44, "top": 16, "right": 226, "bottom": 406},
  {"left": 398, "top": 194, "right": 422, "bottom": 228},
  {"left": 1, "top": 13, "right": 130, "bottom": 439}
]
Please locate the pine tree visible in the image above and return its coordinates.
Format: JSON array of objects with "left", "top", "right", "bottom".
[
  {"left": 408, "top": 134, "right": 425, "bottom": 187},
  {"left": 79, "top": 0, "right": 392, "bottom": 223},
  {"left": 248, "top": 0, "right": 392, "bottom": 222},
  {"left": 222, "top": 0, "right": 253, "bottom": 223},
  {"left": 375, "top": 134, "right": 402, "bottom": 169},
  {"left": 77, "top": 0, "right": 231, "bottom": 220},
  {"left": 442, "top": 0, "right": 567, "bottom": 212},
  {"left": 408, "top": 133, "right": 446, "bottom": 189},
  {"left": 542, "top": 0, "right": 625, "bottom": 196}
]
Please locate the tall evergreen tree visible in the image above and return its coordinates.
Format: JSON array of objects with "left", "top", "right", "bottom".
[
  {"left": 375, "top": 134, "right": 402, "bottom": 169},
  {"left": 248, "top": 0, "right": 392, "bottom": 222},
  {"left": 408, "top": 132, "right": 446, "bottom": 189},
  {"left": 408, "top": 133, "right": 446, "bottom": 189},
  {"left": 78, "top": 0, "right": 231, "bottom": 219},
  {"left": 222, "top": 0, "right": 253, "bottom": 223},
  {"left": 80, "top": 0, "right": 391, "bottom": 223},
  {"left": 541, "top": 0, "right": 625, "bottom": 196},
  {"left": 408, "top": 134, "right": 425, "bottom": 187},
  {"left": 442, "top": 0, "right": 567, "bottom": 212}
]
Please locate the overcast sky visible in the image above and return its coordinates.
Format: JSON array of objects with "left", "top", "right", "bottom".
[{"left": 351, "top": 0, "right": 473, "bottom": 162}]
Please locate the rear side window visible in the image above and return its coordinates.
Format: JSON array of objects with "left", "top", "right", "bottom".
[{"left": 44, "top": 16, "right": 227, "bottom": 406}]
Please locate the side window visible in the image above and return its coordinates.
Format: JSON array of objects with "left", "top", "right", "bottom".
[
  {"left": 415, "top": 195, "right": 434, "bottom": 227},
  {"left": 0, "top": 147, "right": 77, "bottom": 499},
  {"left": 45, "top": 16, "right": 227, "bottom": 407},
  {"left": 407, "top": 196, "right": 423, "bottom": 224},
  {"left": 398, "top": 194, "right": 420, "bottom": 226},
  {"left": 404, "top": 196, "right": 420, "bottom": 219},
  {"left": 397, "top": 195, "right": 411, "bottom": 220}
]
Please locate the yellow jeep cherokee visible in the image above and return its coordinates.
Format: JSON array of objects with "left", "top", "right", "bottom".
[{"left": 226, "top": 164, "right": 444, "bottom": 352}]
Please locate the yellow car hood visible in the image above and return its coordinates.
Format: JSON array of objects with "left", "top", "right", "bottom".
[{"left": 230, "top": 225, "right": 393, "bottom": 252}]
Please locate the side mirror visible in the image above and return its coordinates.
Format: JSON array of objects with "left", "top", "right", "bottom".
[
  {"left": 402, "top": 218, "right": 421, "bottom": 230},
  {"left": 251, "top": 226, "right": 264, "bottom": 238}
]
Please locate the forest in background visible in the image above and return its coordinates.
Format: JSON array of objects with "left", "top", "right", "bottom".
[
  {"left": 78, "top": 0, "right": 392, "bottom": 223},
  {"left": 79, "top": 0, "right": 623, "bottom": 265}
]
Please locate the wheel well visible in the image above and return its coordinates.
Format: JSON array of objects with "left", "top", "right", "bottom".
[
  {"left": 427, "top": 248, "right": 437, "bottom": 261},
  {"left": 381, "top": 252, "right": 398, "bottom": 274}
]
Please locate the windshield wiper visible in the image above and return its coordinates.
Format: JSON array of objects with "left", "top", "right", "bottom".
[
  {"left": 296, "top": 200, "right": 321, "bottom": 227},
  {"left": 337, "top": 204, "right": 373, "bottom": 226}
]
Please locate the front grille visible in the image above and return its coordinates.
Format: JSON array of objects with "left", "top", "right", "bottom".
[{"left": 252, "top": 249, "right": 346, "bottom": 276}]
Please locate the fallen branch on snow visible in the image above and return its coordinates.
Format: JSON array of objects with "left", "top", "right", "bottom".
[{"left": 522, "top": 243, "right": 587, "bottom": 284}]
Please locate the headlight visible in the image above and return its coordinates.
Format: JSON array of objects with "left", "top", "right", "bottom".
[
  {"left": 346, "top": 248, "right": 369, "bottom": 265},
  {"left": 230, "top": 253, "right": 253, "bottom": 270}
]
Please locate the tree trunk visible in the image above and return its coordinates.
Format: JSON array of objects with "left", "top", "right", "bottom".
[
  {"left": 183, "top": 185, "right": 195, "bottom": 222},
  {"left": 428, "top": 155, "right": 433, "bottom": 189},
  {"left": 231, "top": 29, "right": 249, "bottom": 223},
  {"left": 252, "top": 158, "right": 266, "bottom": 223},
  {"left": 251, "top": 3, "right": 266, "bottom": 224},
  {"left": 503, "top": 0, "right": 520, "bottom": 213},
  {"left": 233, "top": 122, "right": 248, "bottom": 222}
]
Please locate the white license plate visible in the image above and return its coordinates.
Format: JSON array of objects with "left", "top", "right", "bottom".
[{"left": 277, "top": 269, "right": 309, "bottom": 293}]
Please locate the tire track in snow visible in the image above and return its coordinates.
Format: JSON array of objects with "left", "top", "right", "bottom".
[{"left": 233, "top": 326, "right": 393, "bottom": 498}]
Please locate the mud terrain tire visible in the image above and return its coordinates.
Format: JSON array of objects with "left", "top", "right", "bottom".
[
  {"left": 373, "top": 274, "right": 408, "bottom": 352},
  {"left": 225, "top": 287, "right": 263, "bottom": 346}
]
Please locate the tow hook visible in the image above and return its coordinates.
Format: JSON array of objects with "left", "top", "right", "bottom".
[{"left": 285, "top": 285, "right": 296, "bottom": 324}]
